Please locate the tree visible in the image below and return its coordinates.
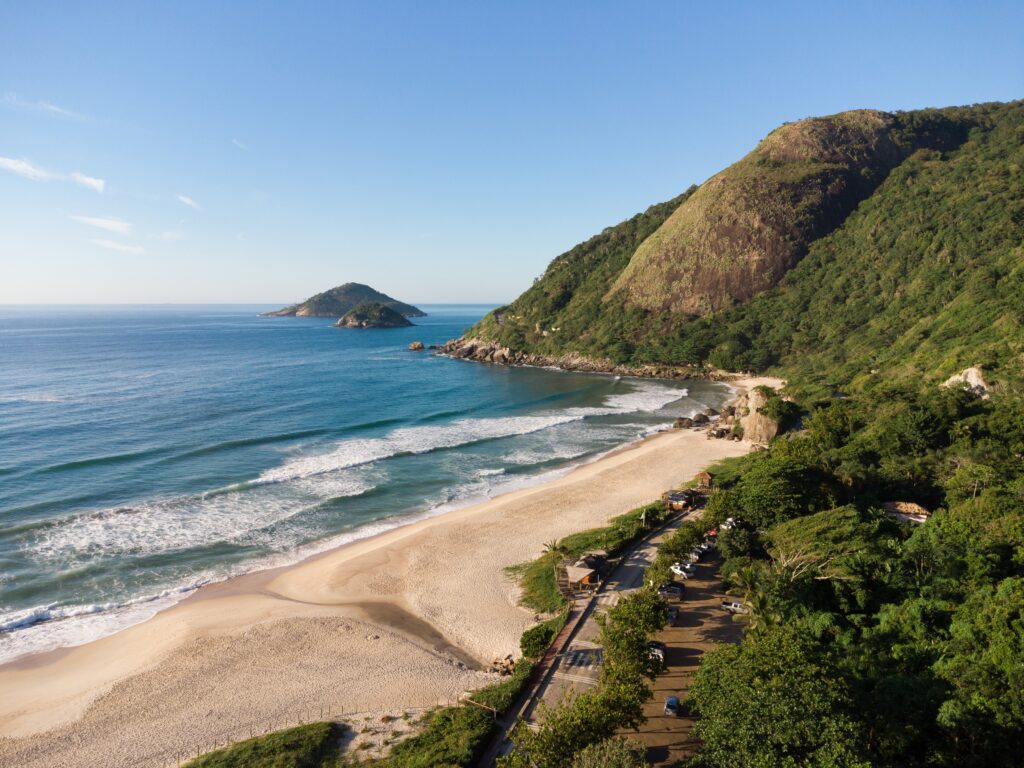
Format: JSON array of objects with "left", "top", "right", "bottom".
[
  {"left": 499, "top": 688, "right": 639, "bottom": 768},
  {"left": 717, "top": 524, "right": 760, "bottom": 559},
  {"left": 570, "top": 737, "right": 648, "bottom": 768},
  {"left": 737, "top": 453, "right": 839, "bottom": 529},
  {"left": 933, "top": 577, "right": 1024, "bottom": 765},
  {"left": 689, "top": 626, "right": 871, "bottom": 768}
]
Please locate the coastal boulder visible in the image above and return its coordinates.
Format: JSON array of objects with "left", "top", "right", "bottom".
[
  {"left": 408, "top": 341, "right": 425, "bottom": 351},
  {"left": 739, "top": 388, "right": 780, "bottom": 444},
  {"left": 674, "top": 417, "right": 694, "bottom": 429},
  {"left": 692, "top": 413, "right": 710, "bottom": 425}
]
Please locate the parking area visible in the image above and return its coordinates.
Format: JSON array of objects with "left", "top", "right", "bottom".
[{"left": 624, "top": 551, "right": 743, "bottom": 765}]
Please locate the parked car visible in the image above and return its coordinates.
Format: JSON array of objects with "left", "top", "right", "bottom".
[
  {"left": 720, "top": 601, "right": 751, "bottom": 615},
  {"left": 647, "top": 641, "right": 666, "bottom": 666},
  {"left": 721, "top": 517, "right": 736, "bottom": 530},
  {"left": 658, "top": 581, "right": 684, "bottom": 599},
  {"left": 665, "top": 605, "right": 680, "bottom": 625},
  {"left": 689, "top": 549, "right": 704, "bottom": 562},
  {"left": 670, "top": 562, "right": 694, "bottom": 577},
  {"left": 664, "top": 695, "right": 680, "bottom": 716}
]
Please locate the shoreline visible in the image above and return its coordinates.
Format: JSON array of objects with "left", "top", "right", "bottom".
[
  {"left": 0, "top": 398, "right": 685, "bottom": 666},
  {"left": 0, "top": 375, "right": 778, "bottom": 768}
]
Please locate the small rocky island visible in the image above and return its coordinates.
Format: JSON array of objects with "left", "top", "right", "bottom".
[
  {"left": 261, "top": 282, "right": 424, "bottom": 319},
  {"left": 333, "top": 302, "right": 413, "bottom": 329}
]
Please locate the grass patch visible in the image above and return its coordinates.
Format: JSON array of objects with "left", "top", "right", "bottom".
[
  {"left": 514, "top": 550, "right": 565, "bottom": 613},
  {"left": 375, "top": 705, "right": 494, "bottom": 767},
  {"left": 182, "top": 722, "right": 342, "bottom": 768}
]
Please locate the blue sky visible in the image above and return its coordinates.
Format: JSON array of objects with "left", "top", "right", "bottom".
[{"left": 1, "top": 1, "right": 1021, "bottom": 304}]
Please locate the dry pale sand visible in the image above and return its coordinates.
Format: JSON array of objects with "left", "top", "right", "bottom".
[{"left": 0, "top": 401, "right": 762, "bottom": 768}]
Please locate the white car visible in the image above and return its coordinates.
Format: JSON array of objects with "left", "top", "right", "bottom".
[
  {"left": 670, "top": 562, "right": 695, "bottom": 577},
  {"left": 721, "top": 601, "right": 750, "bottom": 615}
]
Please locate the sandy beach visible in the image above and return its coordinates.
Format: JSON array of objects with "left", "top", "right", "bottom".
[{"left": 0, "top": 377, "right": 774, "bottom": 768}]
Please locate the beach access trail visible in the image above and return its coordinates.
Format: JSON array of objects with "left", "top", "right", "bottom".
[{"left": 0, "top": 377, "right": 775, "bottom": 768}]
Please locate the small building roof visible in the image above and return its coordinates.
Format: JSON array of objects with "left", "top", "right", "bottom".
[
  {"left": 883, "top": 501, "right": 931, "bottom": 524},
  {"left": 565, "top": 565, "right": 596, "bottom": 584}
]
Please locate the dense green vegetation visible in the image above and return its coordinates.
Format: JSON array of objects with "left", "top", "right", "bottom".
[
  {"left": 471, "top": 101, "right": 1023, "bottom": 386},
  {"left": 335, "top": 302, "right": 413, "bottom": 328},
  {"left": 685, "top": 384, "right": 1024, "bottom": 768},
  {"left": 182, "top": 722, "right": 343, "bottom": 768}
]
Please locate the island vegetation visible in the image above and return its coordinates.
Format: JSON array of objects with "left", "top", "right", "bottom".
[
  {"left": 262, "top": 282, "right": 425, "bottom": 319},
  {"left": 333, "top": 302, "right": 414, "bottom": 329}
]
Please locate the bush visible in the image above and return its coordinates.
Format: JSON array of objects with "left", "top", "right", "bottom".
[
  {"left": 520, "top": 610, "right": 569, "bottom": 659},
  {"left": 380, "top": 706, "right": 494, "bottom": 768},
  {"left": 183, "top": 722, "right": 340, "bottom": 768}
]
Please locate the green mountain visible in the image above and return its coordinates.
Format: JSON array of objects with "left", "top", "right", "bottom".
[
  {"left": 332, "top": 302, "right": 413, "bottom": 328},
  {"left": 463, "top": 101, "right": 1023, "bottom": 392},
  {"left": 262, "top": 282, "right": 425, "bottom": 318}
]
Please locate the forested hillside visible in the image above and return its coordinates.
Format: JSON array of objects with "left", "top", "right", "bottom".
[{"left": 469, "top": 101, "right": 1023, "bottom": 393}]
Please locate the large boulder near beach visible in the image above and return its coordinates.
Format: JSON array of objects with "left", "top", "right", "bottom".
[
  {"left": 408, "top": 341, "right": 425, "bottom": 351},
  {"left": 738, "top": 387, "right": 780, "bottom": 444}
]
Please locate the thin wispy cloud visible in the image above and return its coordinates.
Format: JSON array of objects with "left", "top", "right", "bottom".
[
  {"left": 231, "top": 138, "right": 248, "bottom": 150},
  {"left": 91, "top": 239, "right": 144, "bottom": 255},
  {"left": 70, "top": 215, "right": 131, "bottom": 235},
  {"left": 176, "top": 194, "right": 199, "bottom": 209},
  {"left": 0, "top": 155, "right": 105, "bottom": 192},
  {"left": 3, "top": 92, "right": 86, "bottom": 121},
  {"left": 0, "top": 156, "right": 54, "bottom": 181},
  {"left": 71, "top": 172, "right": 105, "bottom": 193}
]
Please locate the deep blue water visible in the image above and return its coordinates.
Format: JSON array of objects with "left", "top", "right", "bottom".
[{"left": 0, "top": 305, "right": 732, "bottom": 661}]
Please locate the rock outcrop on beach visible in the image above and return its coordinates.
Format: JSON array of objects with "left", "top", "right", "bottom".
[
  {"left": 262, "top": 282, "right": 425, "bottom": 318},
  {"left": 734, "top": 387, "right": 781, "bottom": 444},
  {"left": 333, "top": 302, "right": 413, "bottom": 328},
  {"left": 438, "top": 337, "right": 718, "bottom": 380}
]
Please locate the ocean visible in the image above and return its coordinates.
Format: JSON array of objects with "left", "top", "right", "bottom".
[{"left": 0, "top": 305, "right": 733, "bottom": 662}]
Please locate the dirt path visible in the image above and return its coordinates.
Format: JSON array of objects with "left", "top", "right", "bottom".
[{"left": 625, "top": 552, "right": 742, "bottom": 765}]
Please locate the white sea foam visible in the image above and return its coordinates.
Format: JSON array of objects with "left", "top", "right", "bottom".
[
  {"left": 257, "top": 380, "right": 685, "bottom": 484},
  {"left": 0, "top": 580, "right": 210, "bottom": 663},
  {"left": 4, "top": 377, "right": 695, "bottom": 662},
  {"left": 32, "top": 472, "right": 378, "bottom": 560}
]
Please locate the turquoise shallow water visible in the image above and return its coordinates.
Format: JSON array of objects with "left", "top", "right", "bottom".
[{"left": 0, "top": 305, "right": 732, "bottom": 661}]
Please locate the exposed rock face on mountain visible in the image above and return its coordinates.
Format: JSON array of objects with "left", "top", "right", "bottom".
[
  {"left": 262, "top": 283, "right": 424, "bottom": 318},
  {"left": 942, "top": 366, "right": 991, "bottom": 399},
  {"left": 609, "top": 110, "right": 921, "bottom": 315},
  {"left": 332, "top": 302, "right": 413, "bottom": 328}
]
